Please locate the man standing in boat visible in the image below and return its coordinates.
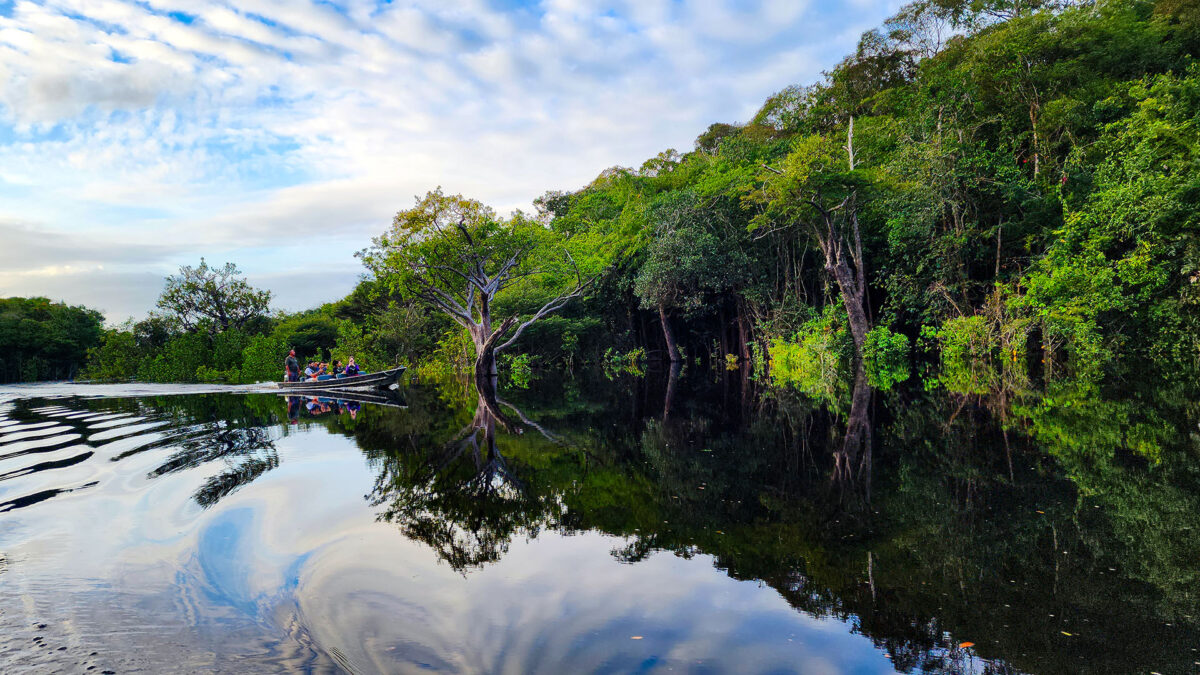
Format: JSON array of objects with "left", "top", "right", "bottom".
[{"left": 284, "top": 349, "right": 300, "bottom": 382}]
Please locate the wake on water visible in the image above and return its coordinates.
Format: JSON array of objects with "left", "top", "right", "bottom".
[{"left": 0, "top": 381, "right": 283, "bottom": 402}]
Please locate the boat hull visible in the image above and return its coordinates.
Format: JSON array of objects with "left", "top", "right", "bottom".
[{"left": 275, "top": 366, "right": 406, "bottom": 391}]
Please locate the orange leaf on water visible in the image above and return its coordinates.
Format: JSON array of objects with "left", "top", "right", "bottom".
[
  {"left": 630, "top": 636, "right": 643, "bottom": 640},
  {"left": 959, "top": 642, "right": 975, "bottom": 648}
]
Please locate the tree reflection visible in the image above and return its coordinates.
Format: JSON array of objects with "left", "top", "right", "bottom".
[
  {"left": 356, "top": 363, "right": 1200, "bottom": 675},
  {"left": 369, "top": 375, "right": 560, "bottom": 571},
  {"left": 145, "top": 415, "right": 280, "bottom": 509},
  {"left": 830, "top": 366, "right": 872, "bottom": 506}
]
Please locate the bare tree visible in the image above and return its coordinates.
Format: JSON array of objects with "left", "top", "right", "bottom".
[{"left": 362, "top": 189, "right": 593, "bottom": 379}]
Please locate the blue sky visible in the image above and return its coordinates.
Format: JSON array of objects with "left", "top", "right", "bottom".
[{"left": 0, "top": 0, "right": 904, "bottom": 322}]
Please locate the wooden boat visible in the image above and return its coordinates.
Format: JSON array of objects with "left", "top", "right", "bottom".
[{"left": 276, "top": 366, "right": 406, "bottom": 391}]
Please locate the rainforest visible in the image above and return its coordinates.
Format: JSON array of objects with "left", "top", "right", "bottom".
[
  {"left": 3, "top": 2, "right": 1200, "bottom": 672},
  {"left": 46, "top": 0, "right": 1195, "bottom": 400}
]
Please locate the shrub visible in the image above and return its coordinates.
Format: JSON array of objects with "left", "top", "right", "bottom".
[
  {"left": 82, "top": 330, "right": 141, "bottom": 381},
  {"left": 768, "top": 304, "right": 853, "bottom": 405},
  {"left": 935, "top": 315, "right": 999, "bottom": 394},
  {"left": 240, "top": 333, "right": 289, "bottom": 383},
  {"left": 862, "top": 325, "right": 910, "bottom": 391}
]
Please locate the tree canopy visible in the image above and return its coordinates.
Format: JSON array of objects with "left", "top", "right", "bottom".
[
  {"left": 0, "top": 297, "right": 103, "bottom": 382},
  {"left": 155, "top": 259, "right": 272, "bottom": 334}
]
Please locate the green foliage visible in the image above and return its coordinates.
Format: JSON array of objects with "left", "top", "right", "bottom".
[
  {"left": 768, "top": 304, "right": 853, "bottom": 406},
  {"left": 0, "top": 297, "right": 103, "bottom": 382},
  {"left": 602, "top": 347, "right": 646, "bottom": 377},
  {"left": 275, "top": 313, "right": 340, "bottom": 361},
  {"left": 82, "top": 329, "right": 140, "bottom": 382},
  {"left": 504, "top": 353, "right": 533, "bottom": 389},
  {"left": 136, "top": 332, "right": 209, "bottom": 383},
  {"left": 933, "top": 315, "right": 999, "bottom": 394},
  {"left": 155, "top": 259, "right": 271, "bottom": 333},
  {"left": 239, "top": 333, "right": 290, "bottom": 383},
  {"left": 862, "top": 325, "right": 911, "bottom": 390},
  {"left": 633, "top": 190, "right": 751, "bottom": 316}
]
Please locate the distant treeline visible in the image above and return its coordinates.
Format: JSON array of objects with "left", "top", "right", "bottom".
[
  {"left": 0, "top": 297, "right": 103, "bottom": 383},
  {"left": 21, "top": 0, "right": 1200, "bottom": 393}
]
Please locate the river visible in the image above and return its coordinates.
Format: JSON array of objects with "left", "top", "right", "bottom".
[{"left": 1, "top": 369, "right": 1197, "bottom": 673}]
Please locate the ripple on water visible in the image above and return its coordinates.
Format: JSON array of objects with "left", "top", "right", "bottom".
[
  {"left": 0, "top": 424, "right": 75, "bottom": 444},
  {"left": 84, "top": 415, "right": 143, "bottom": 431},
  {"left": 87, "top": 420, "right": 172, "bottom": 444},
  {"left": 0, "top": 433, "right": 87, "bottom": 465},
  {"left": 0, "top": 420, "right": 64, "bottom": 434}
]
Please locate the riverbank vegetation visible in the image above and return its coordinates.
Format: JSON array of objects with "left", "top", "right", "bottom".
[
  {"left": 0, "top": 297, "right": 102, "bottom": 383},
  {"left": 4, "top": 0, "right": 1196, "bottom": 402}
]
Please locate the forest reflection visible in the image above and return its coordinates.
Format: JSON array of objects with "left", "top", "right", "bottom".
[
  {"left": 353, "top": 365, "right": 1199, "bottom": 675},
  {"left": 64, "top": 362, "right": 1199, "bottom": 675}
]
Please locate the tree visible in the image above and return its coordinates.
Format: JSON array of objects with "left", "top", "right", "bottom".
[
  {"left": 155, "top": 259, "right": 272, "bottom": 334},
  {"left": 0, "top": 297, "right": 103, "bottom": 382},
  {"left": 754, "top": 120, "right": 873, "bottom": 354},
  {"left": 363, "top": 189, "right": 593, "bottom": 379},
  {"left": 633, "top": 190, "right": 751, "bottom": 362}
]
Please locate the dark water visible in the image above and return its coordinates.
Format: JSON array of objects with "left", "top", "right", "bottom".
[{"left": 0, "top": 371, "right": 1197, "bottom": 674}]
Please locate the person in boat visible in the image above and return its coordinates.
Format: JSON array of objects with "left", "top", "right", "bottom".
[
  {"left": 284, "top": 349, "right": 300, "bottom": 382},
  {"left": 343, "top": 357, "right": 360, "bottom": 376},
  {"left": 304, "top": 362, "right": 327, "bottom": 380},
  {"left": 330, "top": 360, "right": 344, "bottom": 376}
]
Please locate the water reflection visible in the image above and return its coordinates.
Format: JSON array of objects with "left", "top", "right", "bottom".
[
  {"left": 355, "top": 368, "right": 1200, "bottom": 674},
  {"left": 0, "top": 366, "right": 1197, "bottom": 674}
]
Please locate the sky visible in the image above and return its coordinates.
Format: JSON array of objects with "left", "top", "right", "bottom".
[{"left": 0, "top": 0, "right": 904, "bottom": 323}]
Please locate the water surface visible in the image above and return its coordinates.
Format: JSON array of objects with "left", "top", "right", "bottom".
[{"left": 1, "top": 371, "right": 1197, "bottom": 673}]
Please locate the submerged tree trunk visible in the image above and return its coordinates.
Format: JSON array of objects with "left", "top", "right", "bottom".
[
  {"left": 663, "top": 360, "right": 681, "bottom": 420},
  {"left": 658, "top": 304, "right": 681, "bottom": 363},
  {"left": 718, "top": 304, "right": 730, "bottom": 358},
  {"left": 736, "top": 301, "right": 752, "bottom": 362}
]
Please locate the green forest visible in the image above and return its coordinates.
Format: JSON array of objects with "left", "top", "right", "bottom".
[{"left": 6, "top": 0, "right": 1199, "bottom": 398}]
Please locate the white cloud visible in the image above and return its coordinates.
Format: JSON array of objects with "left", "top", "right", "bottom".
[{"left": 0, "top": 0, "right": 903, "bottom": 318}]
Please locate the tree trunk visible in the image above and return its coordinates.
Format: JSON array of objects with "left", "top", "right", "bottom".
[
  {"left": 475, "top": 346, "right": 498, "bottom": 381},
  {"left": 830, "top": 262, "right": 870, "bottom": 354},
  {"left": 718, "top": 304, "right": 729, "bottom": 358},
  {"left": 658, "top": 304, "right": 681, "bottom": 363},
  {"left": 663, "top": 360, "right": 681, "bottom": 420},
  {"left": 472, "top": 315, "right": 515, "bottom": 381},
  {"left": 736, "top": 302, "right": 752, "bottom": 362}
]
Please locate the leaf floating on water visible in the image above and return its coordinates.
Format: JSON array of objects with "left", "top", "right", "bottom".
[
  {"left": 1036, "top": 510, "right": 1045, "bottom": 514},
  {"left": 1061, "top": 631, "right": 1073, "bottom": 636},
  {"left": 959, "top": 642, "right": 975, "bottom": 648},
  {"left": 630, "top": 636, "right": 643, "bottom": 640}
]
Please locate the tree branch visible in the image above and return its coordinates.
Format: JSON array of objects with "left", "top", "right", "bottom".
[{"left": 494, "top": 279, "right": 592, "bottom": 353}]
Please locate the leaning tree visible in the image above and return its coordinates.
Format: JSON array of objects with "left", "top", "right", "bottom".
[{"left": 362, "top": 188, "right": 593, "bottom": 380}]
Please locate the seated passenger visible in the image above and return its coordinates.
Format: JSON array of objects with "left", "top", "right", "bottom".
[
  {"left": 344, "top": 357, "right": 360, "bottom": 376},
  {"left": 305, "top": 362, "right": 328, "bottom": 381}
]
